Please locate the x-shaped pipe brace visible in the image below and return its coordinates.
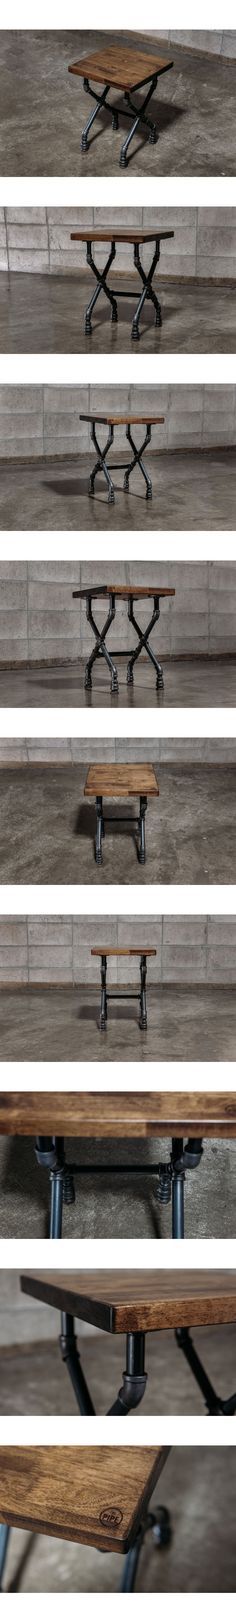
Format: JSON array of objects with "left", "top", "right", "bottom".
[
  {"left": 82, "top": 589, "right": 164, "bottom": 693},
  {"left": 84, "top": 238, "right": 161, "bottom": 341},
  {"left": 81, "top": 71, "right": 160, "bottom": 168},
  {"left": 88, "top": 420, "right": 154, "bottom": 504}
]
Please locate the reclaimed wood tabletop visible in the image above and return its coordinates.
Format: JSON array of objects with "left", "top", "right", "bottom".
[
  {"left": 68, "top": 47, "right": 172, "bottom": 92},
  {"left": 21, "top": 1269, "right": 236, "bottom": 1334},
  {"left": 84, "top": 765, "right": 159, "bottom": 798},
  {"left": 0, "top": 1092, "right": 236, "bottom": 1137},
  {"left": 0, "top": 1446, "right": 168, "bottom": 1551}
]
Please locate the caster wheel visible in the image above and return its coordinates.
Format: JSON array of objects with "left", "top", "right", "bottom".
[{"left": 152, "top": 1507, "right": 171, "bottom": 1548}]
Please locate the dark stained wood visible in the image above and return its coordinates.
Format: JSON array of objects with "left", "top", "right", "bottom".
[
  {"left": 84, "top": 764, "right": 159, "bottom": 798},
  {"left": 0, "top": 1447, "right": 168, "bottom": 1551},
  {"left": 80, "top": 414, "right": 165, "bottom": 425},
  {"left": 73, "top": 586, "right": 175, "bottom": 599},
  {"left": 0, "top": 1092, "right": 236, "bottom": 1139},
  {"left": 91, "top": 947, "right": 157, "bottom": 956},
  {"left": 68, "top": 47, "right": 172, "bottom": 92},
  {"left": 21, "top": 1269, "right": 236, "bottom": 1335},
  {"left": 71, "top": 231, "right": 174, "bottom": 243}
]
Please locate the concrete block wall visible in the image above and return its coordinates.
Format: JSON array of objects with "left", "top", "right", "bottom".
[
  {"left": 1, "top": 916, "right": 236, "bottom": 986},
  {"left": 0, "top": 385, "right": 236, "bottom": 460},
  {"left": 1, "top": 208, "right": 236, "bottom": 279},
  {"left": 0, "top": 1272, "right": 95, "bottom": 1345},
  {"left": 1, "top": 738, "right": 236, "bottom": 766},
  {"left": 148, "top": 31, "right": 236, "bottom": 57},
  {"left": 1, "top": 560, "right": 236, "bottom": 666}
]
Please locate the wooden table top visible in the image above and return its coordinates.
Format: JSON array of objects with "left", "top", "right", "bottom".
[
  {"left": 0, "top": 1092, "right": 236, "bottom": 1138},
  {"left": 73, "top": 586, "right": 175, "bottom": 599},
  {"left": 91, "top": 947, "right": 157, "bottom": 957},
  {"left": 0, "top": 1446, "right": 167, "bottom": 1551},
  {"left": 71, "top": 230, "right": 174, "bottom": 244},
  {"left": 80, "top": 414, "right": 164, "bottom": 426},
  {"left": 21, "top": 1269, "right": 236, "bottom": 1335},
  {"left": 68, "top": 47, "right": 172, "bottom": 92},
  {"left": 84, "top": 764, "right": 159, "bottom": 798}
]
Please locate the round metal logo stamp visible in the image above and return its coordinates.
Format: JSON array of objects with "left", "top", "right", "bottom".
[{"left": 99, "top": 1506, "right": 123, "bottom": 1527}]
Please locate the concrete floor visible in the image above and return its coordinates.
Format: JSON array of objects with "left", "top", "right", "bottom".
[
  {"left": 0, "top": 1134, "right": 235, "bottom": 1240},
  {"left": 0, "top": 272, "right": 235, "bottom": 353},
  {"left": 1, "top": 449, "right": 235, "bottom": 529},
  {"left": 0, "top": 984, "right": 235, "bottom": 1060},
  {"left": 0, "top": 658, "right": 235, "bottom": 708},
  {"left": 1, "top": 1448, "right": 236, "bottom": 1590},
  {"left": 1, "top": 1323, "right": 236, "bottom": 1414},
  {"left": 0, "top": 31, "right": 235, "bottom": 176},
  {"left": 1, "top": 763, "right": 236, "bottom": 885}
]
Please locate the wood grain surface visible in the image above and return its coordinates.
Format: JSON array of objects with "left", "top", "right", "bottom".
[
  {"left": 91, "top": 947, "right": 157, "bottom": 957},
  {"left": 71, "top": 231, "right": 174, "bottom": 243},
  {"left": 72, "top": 586, "right": 175, "bottom": 599},
  {"left": 68, "top": 48, "right": 172, "bottom": 91},
  {"left": 0, "top": 1092, "right": 236, "bottom": 1137},
  {"left": 80, "top": 414, "right": 165, "bottom": 425},
  {"left": 0, "top": 1447, "right": 168, "bottom": 1551},
  {"left": 21, "top": 1269, "right": 236, "bottom": 1334},
  {"left": 84, "top": 764, "right": 159, "bottom": 798}
]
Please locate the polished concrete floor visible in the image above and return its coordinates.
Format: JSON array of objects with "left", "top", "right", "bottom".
[
  {"left": 0, "top": 984, "right": 235, "bottom": 1060},
  {"left": 1, "top": 763, "right": 236, "bottom": 884},
  {"left": 1, "top": 1448, "right": 235, "bottom": 1590},
  {"left": 0, "top": 31, "right": 235, "bottom": 176},
  {"left": 0, "top": 272, "right": 235, "bottom": 353},
  {"left": 1, "top": 1322, "right": 236, "bottom": 1414},
  {"left": 0, "top": 658, "right": 235, "bottom": 708},
  {"left": 0, "top": 1134, "right": 235, "bottom": 1239},
  {"left": 1, "top": 449, "right": 235, "bottom": 529}
]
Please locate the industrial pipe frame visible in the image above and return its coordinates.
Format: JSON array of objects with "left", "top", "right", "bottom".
[
  {"left": 80, "top": 63, "right": 173, "bottom": 169},
  {"left": 72, "top": 586, "right": 164, "bottom": 693},
  {"left": 0, "top": 1505, "right": 171, "bottom": 1593}
]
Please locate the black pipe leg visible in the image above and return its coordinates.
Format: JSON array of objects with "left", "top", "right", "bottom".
[
  {"left": 0, "top": 1526, "right": 10, "bottom": 1590},
  {"left": 119, "top": 74, "right": 158, "bottom": 168},
  {"left": 84, "top": 592, "right": 118, "bottom": 692},
  {"left": 99, "top": 952, "right": 107, "bottom": 1029},
  {"left": 85, "top": 240, "right": 117, "bottom": 334},
  {"left": 60, "top": 1313, "right": 95, "bottom": 1414},
  {"left": 50, "top": 1168, "right": 64, "bottom": 1239},
  {"left": 171, "top": 1139, "right": 185, "bottom": 1239},
  {"left": 95, "top": 796, "right": 103, "bottom": 865},
  {"left": 120, "top": 1530, "right": 143, "bottom": 1590},
  {"left": 89, "top": 422, "right": 115, "bottom": 504},
  {"left": 139, "top": 953, "right": 147, "bottom": 1029},
  {"left": 81, "top": 82, "right": 110, "bottom": 151},
  {"left": 137, "top": 796, "right": 147, "bottom": 864}
]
